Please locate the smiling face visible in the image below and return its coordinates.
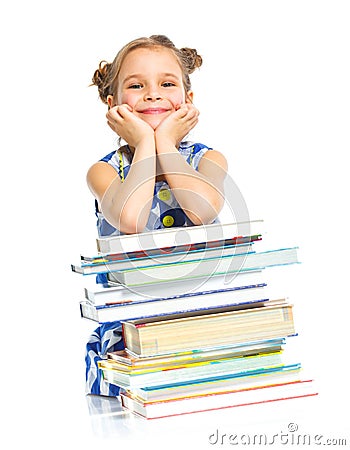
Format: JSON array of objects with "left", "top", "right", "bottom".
[{"left": 108, "top": 47, "right": 193, "bottom": 129}]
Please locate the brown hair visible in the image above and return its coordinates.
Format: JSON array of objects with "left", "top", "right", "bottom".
[{"left": 91, "top": 35, "right": 203, "bottom": 105}]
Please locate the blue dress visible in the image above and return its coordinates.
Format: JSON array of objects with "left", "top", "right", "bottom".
[{"left": 85, "top": 141, "right": 214, "bottom": 396}]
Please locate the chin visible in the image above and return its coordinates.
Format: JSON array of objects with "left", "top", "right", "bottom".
[{"left": 144, "top": 118, "right": 163, "bottom": 130}]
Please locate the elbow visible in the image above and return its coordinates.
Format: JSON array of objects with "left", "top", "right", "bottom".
[
  {"left": 101, "top": 199, "right": 149, "bottom": 235},
  {"left": 187, "top": 212, "right": 220, "bottom": 226},
  {"left": 119, "top": 207, "right": 150, "bottom": 234},
  {"left": 185, "top": 203, "right": 224, "bottom": 226},
  {"left": 118, "top": 222, "right": 145, "bottom": 235},
  {"left": 186, "top": 193, "right": 224, "bottom": 226},
  {"left": 113, "top": 208, "right": 148, "bottom": 235}
]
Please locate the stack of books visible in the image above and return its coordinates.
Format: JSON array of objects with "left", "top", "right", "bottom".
[{"left": 72, "top": 220, "right": 317, "bottom": 419}]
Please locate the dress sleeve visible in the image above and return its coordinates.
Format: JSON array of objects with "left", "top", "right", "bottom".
[{"left": 179, "top": 142, "right": 213, "bottom": 171}]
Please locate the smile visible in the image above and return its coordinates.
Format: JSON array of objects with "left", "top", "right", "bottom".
[{"left": 140, "top": 108, "right": 169, "bottom": 115}]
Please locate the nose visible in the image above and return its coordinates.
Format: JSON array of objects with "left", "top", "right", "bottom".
[{"left": 144, "top": 85, "right": 162, "bottom": 101}]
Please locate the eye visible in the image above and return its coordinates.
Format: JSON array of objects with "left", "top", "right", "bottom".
[
  {"left": 128, "top": 83, "right": 142, "bottom": 89},
  {"left": 162, "top": 82, "right": 176, "bottom": 87}
]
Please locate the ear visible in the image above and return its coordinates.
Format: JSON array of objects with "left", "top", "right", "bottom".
[
  {"left": 185, "top": 90, "right": 194, "bottom": 103},
  {"left": 107, "top": 95, "right": 115, "bottom": 109}
]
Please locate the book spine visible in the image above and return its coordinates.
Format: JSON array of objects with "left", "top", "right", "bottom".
[
  {"left": 96, "top": 221, "right": 263, "bottom": 254},
  {"left": 82, "top": 236, "right": 262, "bottom": 264},
  {"left": 80, "top": 302, "right": 99, "bottom": 322}
]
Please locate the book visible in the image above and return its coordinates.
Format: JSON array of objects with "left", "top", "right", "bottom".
[
  {"left": 121, "top": 299, "right": 295, "bottom": 357},
  {"left": 120, "top": 379, "right": 318, "bottom": 419},
  {"left": 84, "top": 269, "right": 266, "bottom": 304},
  {"left": 96, "top": 220, "right": 263, "bottom": 254},
  {"left": 99, "top": 350, "right": 292, "bottom": 389},
  {"left": 106, "top": 247, "right": 299, "bottom": 287},
  {"left": 128, "top": 364, "right": 302, "bottom": 402},
  {"left": 107, "top": 337, "right": 285, "bottom": 368},
  {"left": 74, "top": 215, "right": 316, "bottom": 417},
  {"left": 80, "top": 283, "right": 268, "bottom": 323},
  {"left": 72, "top": 242, "right": 254, "bottom": 275},
  {"left": 81, "top": 234, "right": 262, "bottom": 263}
]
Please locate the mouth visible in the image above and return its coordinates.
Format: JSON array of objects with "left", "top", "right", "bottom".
[{"left": 139, "top": 108, "right": 169, "bottom": 115}]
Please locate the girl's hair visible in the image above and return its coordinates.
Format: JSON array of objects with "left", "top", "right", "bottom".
[{"left": 91, "top": 35, "right": 203, "bottom": 105}]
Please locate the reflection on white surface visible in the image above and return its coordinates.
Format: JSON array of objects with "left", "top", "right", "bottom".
[
  {"left": 82, "top": 352, "right": 350, "bottom": 449},
  {"left": 84, "top": 392, "right": 324, "bottom": 447}
]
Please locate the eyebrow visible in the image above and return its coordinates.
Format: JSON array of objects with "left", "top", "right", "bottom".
[{"left": 121, "top": 74, "right": 143, "bottom": 85}]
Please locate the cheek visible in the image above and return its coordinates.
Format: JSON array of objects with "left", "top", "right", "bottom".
[
  {"left": 171, "top": 90, "right": 186, "bottom": 106},
  {"left": 117, "top": 91, "right": 136, "bottom": 107}
]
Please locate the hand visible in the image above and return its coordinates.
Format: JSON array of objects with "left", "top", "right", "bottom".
[
  {"left": 155, "top": 103, "right": 199, "bottom": 148},
  {"left": 106, "top": 104, "right": 154, "bottom": 148}
]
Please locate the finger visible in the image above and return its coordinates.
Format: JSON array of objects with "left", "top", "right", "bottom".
[
  {"left": 174, "top": 104, "right": 190, "bottom": 118},
  {"left": 118, "top": 104, "right": 133, "bottom": 113},
  {"left": 189, "top": 115, "right": 199, "bottom": 126},
  {"left": 106, "top": 121, "right": 115, "bottom": 131},
  {"left": 106, "top": 106, "right": 123, "bottom": 122},
  {"left": 114, "top": 105, "right": 128, "bottom": 118},
  {"left": 118, "top": 104, "right": 140, "bottom": 121},
  {"left": 186, "top": 115, "right": 199, "bottom": 129},
  {"left": 185, "top": 107, "right": 198, "bottom": 120},
  {"left": 178, "top": 107, "right": 198, "bottom": 123},
  {"left": 186, "top": 104, "right": 199, "bottom": 117}
]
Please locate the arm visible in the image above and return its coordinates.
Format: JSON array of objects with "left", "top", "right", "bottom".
[
  {"left": 87, "top": 105, "right": 157, "bottom": 234},
  {"left": 155, "top": 105, "right": 228, "bottom": 225}
]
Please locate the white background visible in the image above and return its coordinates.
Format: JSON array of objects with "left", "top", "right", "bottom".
[{"left": 1, "top": 1, "right": 349, "bottom": 448}]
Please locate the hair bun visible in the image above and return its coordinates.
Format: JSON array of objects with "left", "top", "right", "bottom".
[
  {"left": 149, "top": 35, "right": 175, "bottom": 47},
  {"left": 91, "top": 61, "right": 112, "bottom": 104},
  {"left": 180, "top": 47, "right": 203, "bottom": 74}
]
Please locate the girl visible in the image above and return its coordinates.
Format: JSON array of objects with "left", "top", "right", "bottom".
[
  {"left": 87, "top": 34, "right": 227, "bottom": 238},
  {"left": 85, "top": 35, "right": 228, "bottom": 397}
]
